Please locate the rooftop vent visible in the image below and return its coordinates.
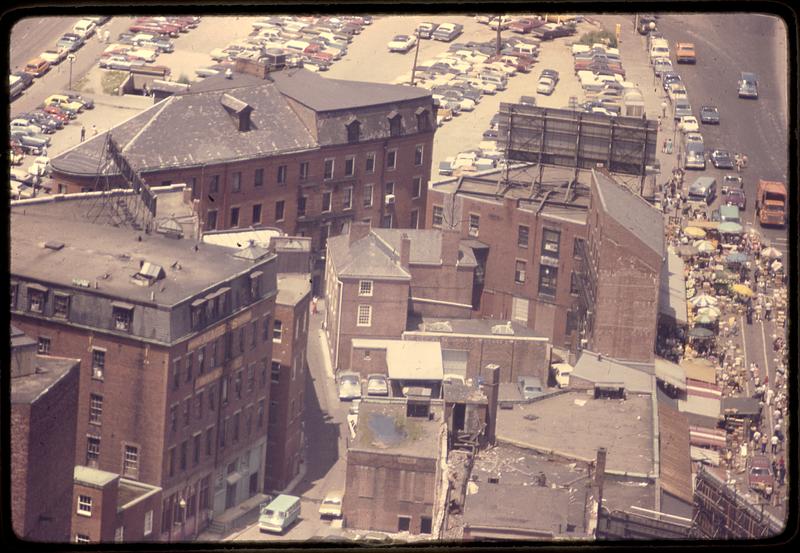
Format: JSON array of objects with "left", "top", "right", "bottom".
[
  {"left": 491, "top": 322, "right": 515, "bottom": 335},
  {"left": 132, "top": 261, "right": 165, "bottom": 286},
  {"left": 156, "top": 217, "right": 184, "bottom": 239},
  {"left": 425, "top": 321, "right": 453, "bottom": 333},
  {"left": 221, "top": 93, "right": 253, "bottom": 132},
  {"left": 44, "top": 241, "right": 65, "bottom": 251}
]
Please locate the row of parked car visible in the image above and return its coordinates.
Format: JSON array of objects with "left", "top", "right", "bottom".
[
  {"left": 97, "top": 16, "right": 200, "bottom": 72},
  {"left": 201, "top": 14, "right": 372, "bottom": 76},
  {"left": 474, "top": 13, "right": 579, "bottom": 41}
]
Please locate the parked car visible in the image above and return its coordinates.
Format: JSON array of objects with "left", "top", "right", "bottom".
[
  {"left": 387, "top": 34, "right": 416, "bottom": 53},
  {"left": 417, "top": 22, "right": 438, "bottom": 39},
  {"left": 519, "top": 95, "right": 537, "bottom": 106},
  {"left": 737, "top": 71, "right": 758, "bottom": 99},
  {"left": 722, "top": 175, "right": 743, "bottom": 189},
  {"left": 99, "top": 55, "right": 134, "bottom": 70},
  {"left": 10, "top": 130, "right": 50, "bottom": 150},
  {"left": 23, "top": 57, "right": 51, "bottom": 78},
  {"left": 42, "top": 103, "right": 76, "bottom": 120},
  {"left": 509, "top": 17, "right": 542, "bottom": 34},
  {"left": 552, "top": 363, "right": 573, "bottom": 388},
  {"left": 661, "top": 71, "right": 681, "bottom": 91},
  {"left": 533, "top": 22, "right": 576, "bottom": 40},
  {"left": 748, "top": 456, "right": 774, "bottom": 495},
  {"left": 699, "top": 105, "right": 720, "bottom": 124},
  {"left": 337, "top": 372, "right": 361, "bottom": 400},
  {"left": 537, "top": 75, "right": 556, "bottom": 95},
  {"left": 518, "top": 376, "right": 545, "bottom": 400},
  {"left": 678, "top": 116, "right": 699, "bottom": 133},
  {"left": 40, "top": 47, "right": 68, "bottom": 65},
  {"left": 673, "top": 99, "right": 692, "bottom": 120},
  {"left": 61, "top": 92, "right": 94, "bottom": 110},
  {"left": 489, "top": 16, "right": 513, "bottom": 30},
  {"left": 10, "top": 118, "right": 45, "bottom": 135},
  {"left": 653, "top": 57, "right": 673, "bottom": 77},
  {"left": 11, "top": 70, "right": 34, "bottom": 89},
  {"left": 722, "top": 186, "right": 747, "bottom": 210},
  {"left": 56, "top": 33, "right": 84, "bottom": 52},
  {"left": 366, "top": 374, "right": 389, "bottom": 396},
  {"left": 73, "top": 18, "right": 97, "bottom": 39},
  {"left": 432, "top": 22, "right": 463, "bottom": 42},
  {"left": 710, "top": 149, "right": 735, "bottom": 169},
  {"left": 318, "top": 492, "right": 343, "bottom": 519}
]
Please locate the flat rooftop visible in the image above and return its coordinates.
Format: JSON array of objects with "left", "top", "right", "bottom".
[
  {"left": 11, "top": 190, "right": 274, "bottom": 306},
  {"left": 11, "top": 356, "right": 79, "bottom": 404},
  {"left": 407, "top": 317, "right": 547, "bottom": 339},
  {"left": 497, "top": 391, "right": 655, "bottom": 476},
  {"left": 276, "top": 273, "right": 311, "bottom": 306},
  {"left": 351, "top": 400, "right": 442, "bottom": 458}
]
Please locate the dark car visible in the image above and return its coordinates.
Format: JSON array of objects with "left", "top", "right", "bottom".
[
  {"left": 722, "top": 186, "right": 747, "bottom": 210},
  {"left": 57, "top": 33, "right": 84, "bottom": 52},
  {"left": 748, "top": 456, "right": 773, "bottom": 495},
  {"left": 638, "top": 15, "right": 658, "bottom": 34},
  {"left": 20, "top": 112, "right": 61, "bottom": 132},
  {"left": 710, "top": 149, "right": 735, "bottom": 169},
  {"left": 533, "top": 23, "right": 576, "bottom": 40},
  {"left": 540, "top": 68, "right": 559, "bottom": 82},
  {"left": 519, "top": 95, "right": 537, "bottom": 106},
  {"left": 700, "top": 105, "right": 720, "bottom": 124},
  {"left": 661, "top": 71, "right": 681, "bottom": 90},
  {"left": 61, "top": 92, "right": 95, "bottom": 110},
  {"left": 12, "top": 70, "right": 35, "bottom": 89},
  {"left": 482, "top": 128, "right": 499, "bottom": 139},
  {"left": 509, "top": 17, "right": 542, "bottom": 34}
]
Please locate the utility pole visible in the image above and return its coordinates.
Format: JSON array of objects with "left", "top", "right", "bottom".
[
  {"left": 410, "top": 31, "right": 421, "bottom": 86},
  {"left": 495, "top": 15, "right": 502, "bottom": 56}
]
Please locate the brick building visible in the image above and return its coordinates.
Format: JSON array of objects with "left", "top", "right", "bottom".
[
  {"left": 10, "top": 326, "right": 80, "bottom": 542},
  {"left": 71, "top": 466, "right": 162, "bottom": 544},
  {"left": 428, "top": 165, "right": 664, "bottom": 363},
  {"left": 324, "top": 223, "right": 477, "bottom": 372},
  {"left": 266, "top": 273, "right": 312, "bottom": 491},
  {"left": 10, "top": 191, "right": 279, "bottom": 541},
  {"left": 48, "top": 65, "right": 436, "bottom": 273},
  {"left": 427, "top": 164, "right": 590, "bottom": 350},
  {"left": 343, "top": 398, "right": 447, "bottom": 535}
]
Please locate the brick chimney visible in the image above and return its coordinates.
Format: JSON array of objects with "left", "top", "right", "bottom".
[
  {"left": 399, "top": 233, "right": 411, "bottom": 269},
  {"left": 441, "top": 228, "right": 461, "bottom": 266},
  {"left": 485, "top": 364, "right": 501, "bottom": 446},
  {"left": 349, "top": 220, "right": 371, "bottom": 246},
  {"left": 594, "top": 447, "right": 607, "bottom": 512}
]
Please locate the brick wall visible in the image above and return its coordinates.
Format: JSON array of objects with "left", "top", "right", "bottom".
[{"left": 349, "top": 345, "right": 388, "bottom": 378}]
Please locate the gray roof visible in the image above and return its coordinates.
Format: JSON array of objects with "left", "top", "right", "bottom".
[
  {"left": 276, "top": 273, "right": 311, "bottom": 306},
  {"left": 659, "top": 249, "right": 688, "bottom": 324},
  {"left": 327, "top": 233, "right": 411, "bottom": 280},
  {"left": 11, "top": 356, "right": 79, "bottom": 404},
  {"left": 572, "top": 350, "right": 656, "bottom": 394},
  {"left": 463, "top": 484, "right": 575, "bottom": 536},
  {"left": 11, "top": 196, "right": 274, "bottom": 306},
  {"left": 270, "top": 68, "right": 431, "bottom": 112},
  {"left": 351, "top": 400, "right": 442, "bottom": 458},
  {"left": 372, "top": 229, "right": 477, "bottom": 268},
  {"left": 592, "top": 169, "right": 665, "bottom": 259},
  {"left": 409, "top": 317, "right": 546, "bottom": 339}
]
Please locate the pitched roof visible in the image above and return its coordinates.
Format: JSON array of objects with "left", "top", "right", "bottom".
[
  {"left": 372, "top": 228, "right": 476, "bottom": 267},
  {"left": 592, "top": 169, "right": 665, "bottom": 259},
  {"left": 270, "top": 68, "right": 431, "bottom": 112},
  {"left": 657, "top": 403, "right": 693, "bottom": 503},
  {"left": 572, "top": 350, "right": 655, "bottom": 394},
  {"left": 327, "top": 233, "right": 411, "bottom": 280}
]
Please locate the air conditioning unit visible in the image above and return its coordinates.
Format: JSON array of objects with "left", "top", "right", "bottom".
[
  {"left": 385, "top": 194, "right": 396, "bottom": 205},
  {"left": 93, "top": 369, "right": 103, "bottom": 379}
]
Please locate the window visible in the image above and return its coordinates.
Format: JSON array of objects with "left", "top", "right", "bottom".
[
  {"left": 205, "top": 210, "right": 218, "bottom": 231},
  {"left": 170, "top": 405, "right": 178, "bottom": 432},
  {"left": 414, "top": 144, "right": 424, "bottom": 166},
  {"left": 299, "top": 161, "right": 309, "bottom": 181},
  {"left": 515, "top": 260, "right": 527, "bottom": 284},
  {"left": 200, "top": 476, "right": 211, "bottom": 510},
  {"left": 75, "top": 534, "right": 90, "bottom": 544},
  {"left": 252, "top": 204, "right": 262, "bottom": 225},
  {"left": 276, "top": 164, "right": 287, "bottom": 185},
  {"left": 347, "top": 120, "right": 360, "bottom": 143},
  {"left": 324, "top": 158, "right": 334, "bottom": 180},
  {"left": 254, "top": 168, "right": 264, "bottom": 187},
  {"left": 275, "top": 200, "right": 285, "bottom": 222},
  {"left": 345, "top": 156, "right": 355, "bottom": 177},
  {"left": 209, "top": 175, "right": 219, "bottom": 194},
  {"left": 518, "top": 225, "right": 529, "bottom": 248},
  {"left": 196, "top": 391, "right": 204, "bottom": 419},
  {"left": 87, "top": 436, "right": 100, "bottom": 464},
  {"left": 468, "top": 214, "right": 480, "bottom": 237},
  {"left": 180, "top": 440, "right": 187, "bottom": 470},
  {"left": 262, "top": 316, "right": 271, "bottom": 341},
  {"left": 538, "top": 265, "right": 559, "bottom": 297},
  {"left": 381, "top": 214, "right": 393, "bottom": 228},
  {"left": 144, "top": 510, "right": 153, "bottom": 536},
  {"left": 260, "top": 361, "right": 268, "bottom": 387},
  {"left": 389, "top": 114, "right": 402, "bottom": 137},
  {"left": 54, "top": 293, "right": 70, "bottom": 318},
  {"left": 398, "top": 516, "right": 411, "bottom": 532},
  {"left": 273, "top": 320, "right": 283, "bottom": 342},
  {"left": 168, "top": 447, "right": 175, "bottom": 477},
  {"left": 385, "top": 181, "right": 395, "bottom": 198},
  {"left": 209, "top": 383, "right": 216, "bottom": 410},
  {"left": 357, "top": 304, "right": 372, "bottom": 327},
  {"left": 231, "top": 171, "right": 241, "bottom": 192},
  {"left": 566, "top": 309, "right": 579, "bottom": 336},
  {"left": 271, "top": 361, "right": 281, "bottom": 383},
  {"left": 193, "top": 434, "right": 201, "bottom": 465},
  {"left": 341, "top": 186, "right": 353, "bottom": 210},
  {"left": 91, "top": 348, "right": 105, "bottom": 380},
  {"left": 205, "top": 428, "right": 213, "bottom": 456},
  {"left": 77, "top": 495, "right": 92, "bottom": 516},
  {"left": 28, "top": 288, "right": 45, "bottom": 313},
  {"left": 89, "top": 394, "right": 103, "bottom": 425},
  {"left": 322, "top": 191, "right": 332, "bottom": 212},
  {"left": 113, "top": 305, "right": 133, "bottom": 332},
  {"left": 411, "top": 177, "right": 423, "bottom": 199},
  {"left": 570, "top": 272, "right": 580, "bottom": 295},
  {"left": 123, "top": 445, "right": 139, "bottom": 478},
  {"left": 410, "top": 209, "right": 419, "bottom": 229},
  {"left": 512, "top": 297, "right": 529, "bottom": 323},
  {"left": 196, "top": 347, "right": 204, "bottom": 376},
  {"left": 573, "top": 237, "right": 585, "bottom": 258},
  {"left": 359, "top": 280, "right": 373, "bottom": 296},
  {"left": 416, "top": 109, "right": 431, "bottom": 132},
  {"left": 363, "top": 184, "right": 374, "bottom": 207},
  {"left": 230, "top": 207, "right": 240, "bottom": 227},
  {"left": 235, "top": 371, "right": 242, "bottom": 399},
  {"left": 366, "top": 152, "right": 376, "bottom": 173},
  {"left": 219, "top": 420, "right": 227, "bottom": 448},
  {"left": 542, "top": 228, "right": 561, "bottom": 257},
  {"left": 432, "top": 205, "right": 444, "bottom": 227},
  {"left": 11, "top": 283, "right": 18, "bottom": 309},
  {"left": 297, "top": 196, "right": 307, "bottom": 217},
  {"left": 113, "top": 525, "right": 124, "bottom": 543},
  {"left": 233, "top": 411, "right": 241, "bottom": 442},
  {"left": 37, "top": 336, "right": 50, "bottom": 354},
  {"left": 386, "top": 149, "right": 397, "bottom": 170}
]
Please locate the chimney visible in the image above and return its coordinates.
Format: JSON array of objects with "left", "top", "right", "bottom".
[
  {"left": 399, "top": 233, "right": 411, "bottom": 269},
  {"left": 441, "top": 228, "right": 461, "bottom": 266},
  {"left": 348, "top": 220, "right": 371, "bottom": 246},
  {"left": 485, "top": 364, "right": 501, "bottom": 446},
  {"left": 594, "top": 447, "right": 608, "bottom": 511}
]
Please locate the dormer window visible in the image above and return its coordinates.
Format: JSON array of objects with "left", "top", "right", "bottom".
[
  {"left": 415, "top": 107, "right": 431, "bottom": 132},
  {"left": 27, "top": 284, "right": 47, "bottom": 313},
  {"left": 388, "top": 111, "right": 402, "bottom": 137},
  {"left": 112, "top": 302, "right": 134, "bottom": 332},
  {"left": 250, "top": 271, "right": 263, "bottom": 301},
  {"left": 191, "top": 299, "right": 207, "bottom": 330},
  {"left": 54, "top": 293, "right": 71, "bottom": 319},
  {"left": 346, "top": 119, "right": 360, "bottom": 144}
]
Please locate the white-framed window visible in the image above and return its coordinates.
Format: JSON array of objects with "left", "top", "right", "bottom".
[
  {"left": 144, "top": 510, "right": 153, "bottom": 536},
  {"left": 322, "top": 191, "right": 332, "bottom": 213},
  {"left": 324, "top": 158, "right": 335, "bottom": 180},
  {"left": 366, "top": 152, "right": 376, "bottom": 173},
  {"left": 277, "top": 164, "right": 287, "bottom": 185},
  {"left": 468, "top": 214, "right": 480, "bottom": 237},
  {"left": 359, "top": 280, "right": 373, "bottom": 296},
  {"left": 114, "top": 526, "right": 124, "bottom": 543},
  {"left": 75, "top": 534, "right": 90, "bottom": 544},
  {"left": 344, "top": 156, "right": 355, "bottom": 177},
  {"left": 231, "top": 171, "right": 241, "bottom": 192},
  {"left": 357, "top": 304, "right": 372, "bottom": 327},
  {"left": 412, "top": 177, "right": 422, "bottom": 199},
  {"left": 113, "top": 305, "right": 133, "bottom": 332},
  {"left": 343, "top": 186, "right": 353, "bottom": 210},
  {"left": 414, "top": 144, "right": 424, "bottom": 166},
  {"left": 273, "top": 320, "right": 283, "bottom": 343},
  {"left": 410, "top": 209, "right": 419, "bottom": 229},
  {"left": 77, "top": 494, "right": 92, "bottom": 516},
  {"left": 363, "top": 184, "right": 374, "bottom": 207},
  {"left": 386, "top": 149, "right": 397, "bottom": 170},
  {"left": 89, "top": 394, "right": 103, "bottom": 425},
  {"left": 91, "top": 348, "right": 106, "bottom": 380},
  {"left": 432, "top": 205, "right": 444, "bottom": 227},
  {"left": 123, "top": 444, "right": 139, "bottom": 478},
  {"left": 299, "top": 161, "right": 309, "bottom": 181},
  {"left": 515, "top": 260, "right": 527, "bottom": 284},
  {"left": 275, "top": 200, "right": 285, "bottom": 222}
]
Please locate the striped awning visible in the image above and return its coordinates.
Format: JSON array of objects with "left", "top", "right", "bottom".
[{"left": 689, "top": 426, "right": 727, "bottom": 449}]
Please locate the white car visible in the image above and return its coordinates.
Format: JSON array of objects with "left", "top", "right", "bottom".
[
  {"left": 337, "top": 372, "right": 361, "bottom": 400},
  {"left": 678, "top": 116, "right": 700, "bottom": 133},
  {"left": 388, "top": 34, "right": 417, "bottom": 53},
  {"left": 28, "top": 156, "right": 51, "bottom": 177},
  {"left": 537, "top": 76, "right": 557, "bottom": 95},
  {"left": 685, "top": 132, "right": 704, "bottom": 144},
  {"left": 489, "top": 16, "right": 513, "bottom": 30},
  {"left": 99, "top": 55, "right": 133, "bottom": 70},
  {"left": 366, "top": 374, "right": 389, "bottom": 396},
  {"left": 552, "top": 363, "right": 573, "bottom": 388},
  {"left": 72, "top": 18, "right": 97, "bottom": 39},
  {"left": 40, "top": 47, "right": 68, "bottom": 65},
  {"left": 126, "top": 48, "right": 158, "bottom": 63},
  {"left": 319, "top": 492, "right": 343, "bottom": 519}
]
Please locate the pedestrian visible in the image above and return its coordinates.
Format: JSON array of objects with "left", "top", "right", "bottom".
[
  {"left": 92, "top": 124, "right": 98, "bottom": 136},
  {"left": 662, "top": 139, "right": 667, "bottom": 153},
  {"left": 771, "top": 434, "right": 779, "bottom": 454},
  {"left": 311, "top": 296, "right": 318, "bottom": 314},
  {"left": 765, "top": 301, "right": 772, "bottom": 320},
  {"left": 80, "top": 125, "right": 86, "bottom": 142},
  {"left": 761, "top": 435, "right": 768, "bottom": 454},
  {"left": 661, "top": 100, "right": 667, "bottom": 118},
  {"left": 772, "top": 459, "right": 778, "bottom": 476},
  {"left": 779, "top": 464, "right": 786, "bottom": 486},
  {"left": 753, "top": 429, "right": 762, "bottom": 448}
]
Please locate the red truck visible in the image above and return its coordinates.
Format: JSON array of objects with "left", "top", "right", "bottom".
[{"left": 756, "top": 179, "right": 787, "bottom": 227}]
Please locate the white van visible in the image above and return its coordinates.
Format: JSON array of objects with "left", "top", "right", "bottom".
[
  {"left": 649, "top": 39, "right": 670, "bottom": 64},
  {"left": 552, "top": 363, "right": 573, "bottom": 388},
  {"left": 480, "top": 72, "right": 507, "bottom": 91},
  {"left": 512, "top": 42, "right": 539, "bottom": 57},
  {"left": 259, "top": 495, "right": 301, "bottom": 534},
  {"left": 284, "top": 39, "right": 310, "bottom": 53},
  {"left": 73, "top": 19, "right": 97, "bottom": 39}
]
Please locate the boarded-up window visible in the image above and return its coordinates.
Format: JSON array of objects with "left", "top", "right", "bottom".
[
  {"left": 413, "top": 471, "right": 427, "bottom": 502},
  {"left": 512, "top": 297, "right": 529, "bottom": 323},
  {"left": 357, "top": 465, "right": 375, "bottom": 498}
]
